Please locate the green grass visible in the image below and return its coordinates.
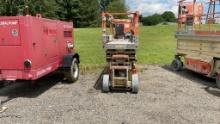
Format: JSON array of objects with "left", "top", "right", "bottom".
[{"left": 75, "top": 25, "right": 177, "bottom": 69}]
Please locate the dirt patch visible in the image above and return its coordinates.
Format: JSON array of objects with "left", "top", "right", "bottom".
[{"left": 0, "top": 65, "right": 219, "bottom": 124}]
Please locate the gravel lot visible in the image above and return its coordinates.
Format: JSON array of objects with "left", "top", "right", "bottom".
[{"left": 0, "top": 65, "right": 219, "bottom": 124}]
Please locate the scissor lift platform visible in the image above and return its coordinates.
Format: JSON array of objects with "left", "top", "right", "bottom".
[{"left": 101, "top": 12, "right": 140, "bottom": 93}]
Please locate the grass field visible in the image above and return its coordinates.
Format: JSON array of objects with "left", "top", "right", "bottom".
[{"left": 75, "top": 25, "right": 177, "bottom": 70}]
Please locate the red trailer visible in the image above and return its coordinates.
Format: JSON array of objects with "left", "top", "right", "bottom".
[{"left": 0, "top": 15, "right": 80, "bottom": 84}]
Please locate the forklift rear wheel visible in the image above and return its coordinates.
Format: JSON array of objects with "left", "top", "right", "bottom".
[
  {"left": 171, "top": 58, "right": 183, "bottom": 71},
  {"left": 216, "top": 74, "right": 220, "bottom": 89},
  {"left": 65, "top": 59, "right": 79, "bottom": 83},
  {"left": 102, "top": 74, "right": 110, "bottom": 92},
  {"left": 132, "top": 74, "right": 139, "bottom": 93}
]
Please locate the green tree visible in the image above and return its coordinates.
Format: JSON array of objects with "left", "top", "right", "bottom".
[
  {"left": 107, "top": 0, "right": 127, "bottom": 13},
  {"left": 0, "top": 0, "right": 128, "bottom": 27},
  {"left": 161, "top": 11, "right": 176, "bottom": 22},
  {"left": 98, "top": 0, "right": 126, "bottom": 13},
  {"left": 0, "top": 0, "right": 58, "bottom": 18},
  {"left": 0, "top": 0, "right": 21, "bottom": 16},
  {"left": 56, "top": 0, "right": 99, "bottom": 27},
  {"left": 99, "top": 0, "right": 111, "bottom": 12},
  {"left": 77, "top": 0, "right": 100, "bottom": 27},
  {"left": 55, "top": 0, "right": 100, "bottom": 27},
  {"left": 142, "top": 14, "right": 163, "bottom": 26}
]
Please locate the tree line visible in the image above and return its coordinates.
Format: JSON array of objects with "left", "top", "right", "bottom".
[
  {"left": 141, "top": 11, "right": 176, "bottom": 26},
  {"left": 0, "top": 0, "right": 127, "bottom": 28}
]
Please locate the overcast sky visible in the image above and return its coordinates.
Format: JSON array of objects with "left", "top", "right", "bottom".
[
  {"left": 125, "top": 0, "right": 178, "bottom": 16},
  {"left": 125, "top": 0, "right": 206, "bottom": 16}
]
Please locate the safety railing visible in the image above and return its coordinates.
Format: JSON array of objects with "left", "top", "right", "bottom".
[{"left": 177, "top": 0, "right": 220, "bottom": 35}]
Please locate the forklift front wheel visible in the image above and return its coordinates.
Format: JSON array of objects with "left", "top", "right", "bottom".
[
  {"left": 132, "top": 74, "right": 139, "bottom": 93},
  {"left": 171, "top": 58, "right": 183, "bottom": 71},
  {"left": 65, "top": 59, "right": 79, "bottom": 83},
  {"left": 216, "top": 74, "right": 220, "bottom": 89},
  {"left": 102, "top": 74, "right": 110, "bottom": 92}
]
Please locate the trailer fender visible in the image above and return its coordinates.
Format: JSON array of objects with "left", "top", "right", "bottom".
[
  {"left": 62, "top": 53, "right": 80, "bottom": 68},
  {"left": 73, "top": 53, "right": 80, "bottom": 64}
]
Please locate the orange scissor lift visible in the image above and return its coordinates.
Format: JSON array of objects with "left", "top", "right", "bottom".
[
  {"left": 172, "top": 0, "right": 220, "bottom": 88},
  {"left": 101, "top": 12, "right": 139, "bottom": 93}
]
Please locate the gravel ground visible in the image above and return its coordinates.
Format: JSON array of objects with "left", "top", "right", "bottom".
[{"left": 0, "top": 65, "right": 219, "bottom": 124}]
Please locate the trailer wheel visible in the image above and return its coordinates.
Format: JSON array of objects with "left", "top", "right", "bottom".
[
  {"left": 132, "top": 74, "right": 139, "bottom": 93},
  {"left": 171, "top": 59, "right": 183, "bottom": 71},
  {"left": 0, "top": 81, "right": 4, "bottom": 88},
  {"left": 102, "top": 74, "right": 110, "bottom": 92},
  {"left": 65, "top": 59, "right": 79, "bottom": 83},
  {"left": 216, "top": 75, "right": 220, "bottom": 89}
]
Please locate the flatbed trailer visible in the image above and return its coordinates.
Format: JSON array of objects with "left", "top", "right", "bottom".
[{"left": 172, "top": 0, "right": 220, "bottom": 88}]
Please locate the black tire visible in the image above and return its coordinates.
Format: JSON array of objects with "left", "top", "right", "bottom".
[
  {"left": 216, "top": 75, "right": 220, "bottom": 89},
  {"left": 171, "top": 59, "right": 183, "bottom": 71},
  {"left": 0, "top": 81, "right": 4, "bottom": 88},
  {"left": 65, "top": 59, "right": 79, "bottom": 83}
]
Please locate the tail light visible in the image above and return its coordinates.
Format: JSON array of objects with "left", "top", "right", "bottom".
[{"left": 67, "top": 41, "right": 74, "bottom": 49}]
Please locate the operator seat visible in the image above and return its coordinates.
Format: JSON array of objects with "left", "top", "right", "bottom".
[{"left": 115, "top": 24, "right": 125, "bottom": 39}]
